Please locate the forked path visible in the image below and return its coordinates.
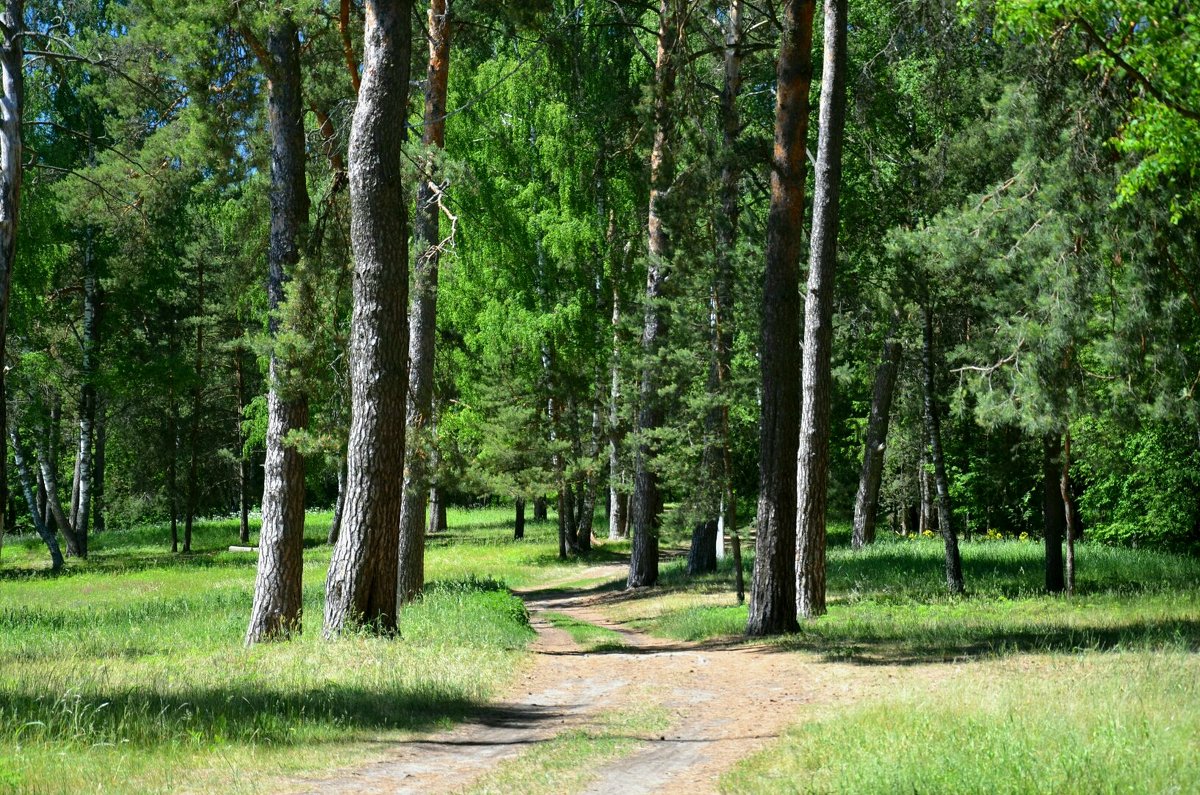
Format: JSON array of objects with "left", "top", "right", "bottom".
[{"left": 301, "top": 564, "right": 908, "bottom": 794}]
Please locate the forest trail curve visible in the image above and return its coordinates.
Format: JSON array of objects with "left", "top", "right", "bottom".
[{"left": 299, "top": 563, "right": 907, "bottom": 794}]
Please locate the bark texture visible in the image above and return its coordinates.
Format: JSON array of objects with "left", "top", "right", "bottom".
[
  {"left": 747, "top": 0, "right": 813, "bottom": 635},
  {"left": 398, "top": 0, "right": 452, "bottom": 605},
  {"left": 324, "top": 0, "right": 413, "bottom": 637},
  {"left": 0, "top": 0, "right": 21, "bottom": 545},
  {"left": 628, "top": 0, "right": 682, "bottom": 589},
  {"left": 247, "top": 20, "right": 312, "bottom": 643},
  {"left": 795, "top": 0, "right": 849, "bottom": 619},
  {"left": 514, "top": 497, "right": 525, "bottom": 540},
  {"left": 851, "top": 312, "right": 901, "bottom": 549},
  {"left": 921, "top": 306, "right": 964, "bottom": 595}
]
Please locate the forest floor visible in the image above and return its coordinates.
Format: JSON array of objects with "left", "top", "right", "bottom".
[
  {"left": 3, "top": 510, "right": 1200, "bottom": 793},
  {"left": 300, "top": 562, "right": 937, "bottom": 794}
]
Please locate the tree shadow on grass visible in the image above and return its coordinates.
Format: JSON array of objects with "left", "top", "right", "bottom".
[{"left": 0, "top": 680, "right": 494, "bottom": 748}]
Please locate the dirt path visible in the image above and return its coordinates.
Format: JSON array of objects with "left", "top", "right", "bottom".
[{"left": 301, "top": 564, "right": 915, "bottom": 794}]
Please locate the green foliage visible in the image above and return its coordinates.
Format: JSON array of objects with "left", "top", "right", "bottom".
[{"left": 1075, "top": 418, "right": 1200, "bottom": 549}]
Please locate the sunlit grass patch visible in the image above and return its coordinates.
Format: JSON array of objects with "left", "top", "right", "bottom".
[
  {"left": 720, "top": 652, "right": 1200, "bottom": 794},
  {"left": 542, "top": 612, "right": 626, "bottom": 651}
]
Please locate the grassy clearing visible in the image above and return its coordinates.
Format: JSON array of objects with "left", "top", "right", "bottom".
[
  {"left": 618, "top": 525, "right": 1200, "bottom": 662},
  {"left": 466, "top": 702, "right": 669, "bottom": 795},
  {"left": 720, "top": 652, "right": 1200, "bottom": 794},
  {"left": 0, "top": 507, "right": 601, "bottom": 794},
  {"left": 542, "top": 612, "right": 626, "bottom": 652}
]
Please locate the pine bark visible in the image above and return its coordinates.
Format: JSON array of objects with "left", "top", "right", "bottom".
[
  {"left": 852, "top": 312, "right": 901, "bottom": 549},
  {"left": 1043, "top": 432, "right": 1066, "bottom": 593},
  {"left": 534, "top": 496, "right": 548, "bottom": 521},
  {"left": 323, "top": 0, "right": 413, "bottom": 637},
  {"left": 0, "top": 1, "right": 20, "bottom": 549},
  {"left": 921, "top": 306, "right": 964, "bottom": 595},
  {"left": 514, "top": 497, "right": 525, "bottom": 540},
  {"left": 247, "top": 20, "right": 312, "bottom": 643},
  {"left": 747, "top": 0, "right": 814, "bottom": 636},
  {"left": 628, "top": 0, "right": 682, "bottom": 589},
  {"left": 398, "top": 0, "right": 452, "bottom": 605},
  {"left": 794, "top": 0, "right": 849, "bottom": 620}
]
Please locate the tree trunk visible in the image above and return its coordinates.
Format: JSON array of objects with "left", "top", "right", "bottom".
[
  {"left": 690, "top": 0, "right": 743, "bottom": 576},
  {"left": 36, "top": 434, "right": 83, "bottom": 558},
  {"left": 534, "top": 496, "right": 548, "bottom": 521},
  {"left": 1061, "top": 426, "right": 1077, "bottom": 596},
  {"left": 747, "top": 0, "right": 814, "bottom": 635},
  {"left": 1043, "top": 432, "right": 1065, "bottom": 593},
  {"left": 183, "top": 260, "right": 205, "bottom": 554},
  {"left": 328, "top": 454, "right": 347, "bottom": 545},
  {"left": 0, "top": 0, "right": 22, "bottom": 551},
  {"left": 398, "top": 0, "right": 452, "bottom": 606},
  {"left": 607, "top": 254, "right": 626, "bottom": 540},
  {"left": 514, "top": 497, "right": 525, "bottom": 540},
  {"left": 10, "top": 426, "right": 63, "bottom": 570},
  {"left": 92, "top": 396, "right": 106, "bottom": 534},
  {"left": 323, "top": 0, "right": 413, "bottom": 637},
  {"left": 921, "top": 306, "right": 964, "bottom": 595},
  {"left": 628, "top": 0, "right": 682, "bottom": 590},
  {"left": 234, "top": 354, "right": 250, "bottom": 543},
  {"left": 852, "top": 311, "right": 901, "bottom": 549},
  {"left": 247, "top": 19, "right": 312, "bottom": 643},
  {"left": 795, "top": 0, "right": 849, "bottom": 620}
]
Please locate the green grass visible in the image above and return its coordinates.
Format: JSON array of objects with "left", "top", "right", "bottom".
[
  {"left": 720, "top": 652, "right": 1200, "bottom": 794},
  {"left": 0, "top": 507, "right": 595, "bottom": 794},
  {"left": 467, "top": 703, "right": 669, "bottom": 795},
  {"left": 542, "top": 612, "right": 627, "bottom": 652},
  {"left": 625, "top": 526, "right": 1200, "bottom": 662}
]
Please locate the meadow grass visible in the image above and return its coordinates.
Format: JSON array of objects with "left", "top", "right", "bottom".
[
  {"left": 720, "top": 652, "right": 1200, "bottom": 794},
  {"left": 618, "top": 525, "right": 1200, "bottom": 662},
  {"left": 0, "top": 507, "right": 592, "bottom": 794}
]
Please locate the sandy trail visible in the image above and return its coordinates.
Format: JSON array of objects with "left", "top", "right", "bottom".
[{"left": 301, "top": 564, "right": 909, "bottom": 794}]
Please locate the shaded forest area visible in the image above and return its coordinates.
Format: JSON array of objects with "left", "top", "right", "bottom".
[{"left": 1, "top": 0, "right": 1198, "bottom": 636}]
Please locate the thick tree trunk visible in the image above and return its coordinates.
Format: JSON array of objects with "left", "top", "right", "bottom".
[
  {"left": 398, "top": 0, "right": 452, "bottom": 605},
  {"left": 514, "top": 497, "right": 525, "bottom": 540},
  {"left": 747, "top": 0, "right": 814, "bottom": 635},
  {"left": 628, "top": 0, "right": 682, "bottom": 590},
  {"left": 1061, "top": 426, "right": 1077, "bottom": 596},
  {"left": 10, "top": 426, "right": 63, "bottom": 570},
  {"left": 795, "top": 0, "right": 849, "bottom": 620},
  {"left": 1043, "top": 432, "right": 1065, "bottom": 593},
  {"left": 688, "top": 520, "right": 719, "bottom": 575},
  {"left": 534, "top": 496, "right": 548, "bottom": 521},
  {"left": 247, "top": 20, "right": 312, "bottom": 643},
  {"left": 324, "top": 0, "right": 412, "bottom": 637},
  {"left": 0, "top": 0, "right": 21, "bottom": 549},
  {"left": 852, "top": 312, "right": 901, "bottom": 549},
  {"left": 921, "top": 306, "right": 964, "bottom": 595}
]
